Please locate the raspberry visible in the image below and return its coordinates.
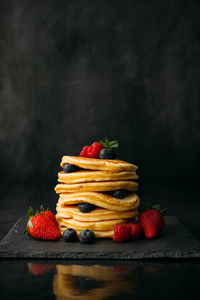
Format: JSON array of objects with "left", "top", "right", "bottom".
[
  {"left": 87, "top": 142, "right": 104, "bottom": 158},
  {"left": 80, "top": 146, "right": 90, "bottom": 157},
  {"left": 126, "top": 223, "right": 142, "bottom": 240},
  {"left": 113, "top": 224, "right": 130, "bottom": 242}
]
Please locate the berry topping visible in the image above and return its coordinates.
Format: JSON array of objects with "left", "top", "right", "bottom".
[
  {"left": 99, "top": 138, "right": 118, "bottom": 159},
  {"left": 112, "top": 189, "right": 128, "bottom": 199},
  {"left": 126, "top": 223, "right": 142, "bottom": 240},
  {"left": 63, "top": 228, "right": 77, "bottom": 242},
  {"left": 113, "top": 224, "right": 130, "bottom": 242},
  {"left": 99, "top": 148, "right": 116, "bottom": 159},
  {"left": 87, "top": 142, "right": 104, "bottom": 158},
  {"left": 79, "top": 139, "right": 118, "bottom": 158},
  {"left": 79, "top": 229, "right": 95, "bottom": 243},
  {"left": 78, "top": 202, "right": 96, "bottom": 213},
  {"left": 80, "top": 145, "right": 90, "bottom": 157},
  {"left": 63, "top": 163, "right": 79, "bottom": 173}
]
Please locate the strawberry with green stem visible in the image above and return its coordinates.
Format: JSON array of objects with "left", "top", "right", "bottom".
[
  {"left": 26, "top": 206, "right": 61, "bottom": 240},
  {"left": 138, "top": 203, "right": 167, "bottom": 239}
]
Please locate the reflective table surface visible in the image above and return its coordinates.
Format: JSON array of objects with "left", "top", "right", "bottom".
[
  {"left": 0, "top": 183, "right": 200, "bottom": 299},
  {"left": 0, "top": 259, "right": 200, "bottom": 299}
]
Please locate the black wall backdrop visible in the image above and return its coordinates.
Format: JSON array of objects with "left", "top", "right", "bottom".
[{"left": 0, "top": 0, "right": 200, "bottom": 189}]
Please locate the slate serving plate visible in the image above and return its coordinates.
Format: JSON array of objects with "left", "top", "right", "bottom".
[{"left": 0, "top": 216, "right": 200, "bottom": 259}]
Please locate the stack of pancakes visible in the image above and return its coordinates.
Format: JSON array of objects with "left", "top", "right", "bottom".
[{"left": 55, "top": 156, "right": 140, "bottom": 238}]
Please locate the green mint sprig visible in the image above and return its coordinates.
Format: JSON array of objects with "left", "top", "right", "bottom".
[{"left": 99, "top": 138, "right": 119, "bottom": 149}]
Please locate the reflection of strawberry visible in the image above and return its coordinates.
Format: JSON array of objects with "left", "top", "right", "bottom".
[
  {"left": 113, "top": 266, "right": 127, "bottom": 274},
  {"left": 26, "top": 207, "right": 61, "bottom": 240},
  {"left": 28, "top": 263, "right": 53, "bottom": 275}
]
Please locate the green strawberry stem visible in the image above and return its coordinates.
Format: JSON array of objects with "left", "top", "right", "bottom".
[
  {"left": 27, "top": 206, "right": 34, "bottom": 219},
  {"left": 99, "top": 138, "right": 119, "bottom": 149},
  {"left": 40, "top": 205, "right": 51, "bottom": 212},
  {"left": 139, "top": 202, "right": 167, "bottom": 216}
]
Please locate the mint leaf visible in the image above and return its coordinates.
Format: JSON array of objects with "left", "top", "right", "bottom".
[{"left": 99, "top": 138, "right": 119, "bottom": 149}]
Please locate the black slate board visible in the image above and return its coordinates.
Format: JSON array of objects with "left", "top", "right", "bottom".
[{"left": 0, "top": 216, "right": 200, "bottom": 259}]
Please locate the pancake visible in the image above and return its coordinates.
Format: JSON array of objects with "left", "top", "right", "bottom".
[
  {"left": 55, "top": 180, "right": 138, "bottom": 194},
  {"left": 56, "top": 205, "right": 139, "bottom": 221},
  {"left": 57, "top": 217, "right": 130, "bottom": 231},
  {"left": 58, "top": 192, "right": 140, "bottom": 211},
  {"left": 58, "top": 170, "right": 138, "bottom": 184},
  {"left": 60, "top": 156, "right": 138, "bottom": 172}
]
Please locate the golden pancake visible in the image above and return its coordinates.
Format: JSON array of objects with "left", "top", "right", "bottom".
[
  {"left": 60, "top": 156, "right": 138, "bottom": 172},
  {"left": 55, "top": 180, "right": 138, "bottom": 194},
  {"left": 56, "top": 205, "right": 138, "bottom": 221},
  {"left": 56, "top": 217, "right": 130, "bottom": 231},
  {"left": 58, "top": 170, "right": 138, "bottom": 184},
  {"left": 58, "top": 192, "right": 139, "bottom": 211}
]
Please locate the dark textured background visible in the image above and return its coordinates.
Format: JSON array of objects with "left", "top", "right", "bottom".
[{"left": 0, "top": 0, "right": 200, "bottom": 187}]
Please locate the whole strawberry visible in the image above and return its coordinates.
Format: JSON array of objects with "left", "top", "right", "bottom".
[
  {"left": 26, "top": 207, "right": 61, "bottom": 240},
  {"left": 138, "top": 204, "right": 167, "bottom": 239},
  {"left": 39, "top": 205, "right": 58, "bottom": 227},
  {"left": 126, "top": 223, "right": 142, "bottom": 240},
  {"left": 113, "top": 224, "right": 130, "bottom": 242}
]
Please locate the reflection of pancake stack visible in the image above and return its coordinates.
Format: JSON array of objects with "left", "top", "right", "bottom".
[
  {"left": 55, "top": 156, "right": 140, "bottom": 238},
  {"left": 53, "top": 264, "right": 137, "bottom": 300}
]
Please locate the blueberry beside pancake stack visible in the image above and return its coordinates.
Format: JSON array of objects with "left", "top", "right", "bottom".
[{"left": 55, "top": 141, "right": 140, "bottom": 239}]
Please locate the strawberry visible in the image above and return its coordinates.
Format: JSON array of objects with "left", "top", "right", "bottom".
[
  {"left": 28, "top": 263, "right": 53, "bottom": 275},
  {"left": 80, "top": 145, "right": 90, "bottom": 157},
  {"left": 138, "top": 204, "right": 167, "bottom": 239},
  {"left": 113, "top": 224, "right": 130, "bottom": 242},
  {"left": 26, "top": 207, "right": 61, "bottom": 240},
  {"left": 87, "top": 142, "right": 104, "bottom": 158},
  {"left": 126, "top": 223, "right": 142, "bottom": 240},
  {"left": 39, "top": 205, "right": 58, "bottom": 227}
]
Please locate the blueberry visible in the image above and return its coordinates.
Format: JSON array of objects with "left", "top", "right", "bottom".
[
  {"left": 78, "top": 203, "right": 96, "bottom": 213},
  {"left": 63, "top": 163, "right": 79, "bottom": 173},
  {"left": 112, "top": 189, "right": 128, "bottom": 199},
  {"left": 79, "top": 229, "right": 95, "bottom": 244},
  {"left": 63, "top": 228, "right": 77, "bottom": 242},
  {"left": 99, "top": 148, "right": 116, "bottom": 159}
]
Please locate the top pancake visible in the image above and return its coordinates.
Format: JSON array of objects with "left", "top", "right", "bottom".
[{"left": 60, "top": 156, "right": 138, "bottom": 172}]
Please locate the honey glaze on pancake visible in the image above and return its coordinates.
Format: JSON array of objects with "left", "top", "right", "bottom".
[{"left": 60, "top": 156, "right": 138, "bottom": 172}]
